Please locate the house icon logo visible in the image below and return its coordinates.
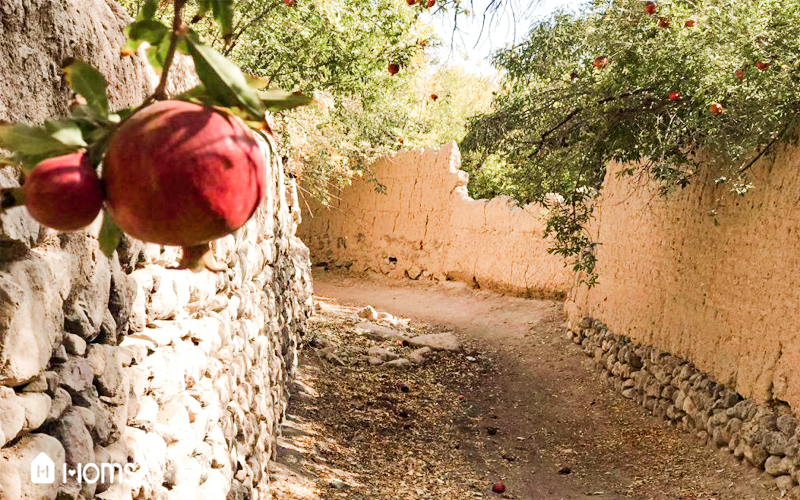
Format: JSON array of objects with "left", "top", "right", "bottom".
[{"left": 31, "top": 452, "right": 55, "bottom": 484}]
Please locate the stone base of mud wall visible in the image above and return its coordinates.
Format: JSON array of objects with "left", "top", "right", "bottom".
[{"left": 569, "top": 317, "right": 800, "bottom": 498}]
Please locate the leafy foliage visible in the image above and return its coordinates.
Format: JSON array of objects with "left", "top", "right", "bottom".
[
  {"left": 282, "top": 64, "right": 496, "bottom": 204},
  {"left": 461, "top": 0, "right": 800, "bottom": 284},
  {"left": 118, "top": 0, "right": 498, "bottom": 206},
  {"left": 1, "top": 0, "right": 311, "bottom": 257}
]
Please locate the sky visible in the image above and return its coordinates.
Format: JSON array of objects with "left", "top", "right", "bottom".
[{"left": 423, "top": 0, "right": 582, "bottom": 77}]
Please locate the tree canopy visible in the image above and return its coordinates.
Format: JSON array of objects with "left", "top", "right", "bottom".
[{"left": 461, "top": 0, "right": 800, "bottom": 284}]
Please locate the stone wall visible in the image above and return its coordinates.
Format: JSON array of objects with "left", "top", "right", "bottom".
[
  {"left": 0, "top": 2, "right": 313, "bottom": 499},
  {"left": 298, "top": 142, "right": 573, "bottom": 297},
  {"left": 568, "top": 317, "right": 800, "bottom": 497}
]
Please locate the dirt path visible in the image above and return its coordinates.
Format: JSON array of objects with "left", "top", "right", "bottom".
[{"left": 270, "top": 271, "right": 783, "bottom": 500}]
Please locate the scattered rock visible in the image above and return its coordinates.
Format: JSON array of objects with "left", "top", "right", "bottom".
[
  {"left": 355, "top": 322, "right": 408, "bottom": 341},
  {"left": 330, "top": 479, "right": 348, "bottom": 490},
  {"left": 408, "top": 347, "right": 432, "bottom": 365},
  {"left": 766, "top": 455, "right": 789, "bottom": 476},
  {"left": 384, "top": 359, "right": 412, "bottom": 369},
  {"left": 558, "top": 466, "right": 572, "bottom": 475},
  {"left": 357, "top": 306, "right": 378, "bottom": 321},
  {"left": 367, "top": 346, "right": 399, "bottom": 362},
  {"left": 775, "top": 474, "right": 795, "bottom": 493},
  {"left": 319, "top": 348, "right": 346, "bottom": 366},
  {"left": 408, "top": 332, "right": 460, "bottom": 352}
]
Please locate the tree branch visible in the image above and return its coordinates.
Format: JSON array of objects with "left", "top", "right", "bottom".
[{"left": 153, "top": 0, "right": 188, "bottom": 100}]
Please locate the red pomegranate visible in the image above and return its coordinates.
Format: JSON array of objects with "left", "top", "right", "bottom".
[
  {"left": 23, "top": 152, "right": 103, "bottom": 231},
  {"left": 103, "top": 100, "right": 265, "bottom": 246}
]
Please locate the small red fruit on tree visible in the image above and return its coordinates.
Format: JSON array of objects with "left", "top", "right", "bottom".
[
  {"left": 103, "top": 100, "right": 266, "bottom": 247},
  {"left": 668, "top": 91, "right": 681, "bottom": 101},
  {"left": 593, "top": 56, "right": 608, "bottom": 69},
  {"left": 419, "top": 40, "right": 427, "bottom": 48},
  {"left": 756, "top": 60, "right": 770, "bottom": 71},
  {"left": 425, "top": 0, "right": 435, "bottom": 7},
  {"left": 407, "top": 0, "right": 416, "bottom": 5},
  {"left": 644, "top": 1, "right": 657, "bottom": 14},
  {"left": 430, "top": 93, "right": 438, "bottom": 101},
  {"left": 284, "top": 0, "right": 294, "bottom": 6},
  {"left": 709, "top": 103, "right": 724, "bottom": 115},
  {"left": 735, "top": 68, "right": 745, "bottom": 80},
  {"left": 684, "top": 18, "right": 696, "bottom": 27},
  {"left": 658, "top": 16, "right": 670, "bottom": 28},
  {"left": 492, "top": 481, "right": 506, "bottom": 493},
  {"left": 22, "top": 152, "right": 103, "bottom": 231},
  {"left": 388, "top": 63, "right": 400, "bottom": 75}
]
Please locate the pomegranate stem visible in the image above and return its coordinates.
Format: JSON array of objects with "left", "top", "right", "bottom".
[{"left": 153, "top": 0, "right": 188, "bottom": 101}]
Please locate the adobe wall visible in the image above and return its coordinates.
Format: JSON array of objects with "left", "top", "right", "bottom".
[
  {"left": 299, "top": 139, "right": 800, "bottom": 490},
  {"left": 298, "top": 142, "right": 573, "bottom": 298},
  {"left": 565, "top": 147, "right": 800, "bottom": 411},
  {"left": 0, "top": 2, "right": 313, "bottom": 499}
]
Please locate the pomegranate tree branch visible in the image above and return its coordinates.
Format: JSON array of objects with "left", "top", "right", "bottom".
[{"left": 153, "top": 0, "right": 188, "bottom": 100}]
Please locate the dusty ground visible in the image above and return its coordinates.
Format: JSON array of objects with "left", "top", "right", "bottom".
[{"left": 269, "top": 270, "right": 785, "bottom": 500}]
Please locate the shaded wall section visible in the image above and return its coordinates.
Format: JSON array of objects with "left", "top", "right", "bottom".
[
  {"left": 566, "top": 146, "right": 800, "bottom": 409},
  {"left": 298, "top": 142, "right": 573, "bottom": 298}
]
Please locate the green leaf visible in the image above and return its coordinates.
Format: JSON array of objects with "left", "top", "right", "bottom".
[
  {"left": 141, "top": 0, "right": 158, "bottom": 20},
  {"left": 147, "top": 35, "right": 173, "bottom": 75},
  {"left": 0, "top": 124, "right": 76, "bottom": 157},
  {"left": 44, "top": 120, "right": 87, "bottom": 148},
  {"left": 186, "top": 38, "right": 264, "bottom": 119},
  {"left": 210, "top": 0, "right": 235, "bottom": 42},
  {"left": 125, "top": 20, "right": 169, "bottom": 50},
  {"left": 176, "top": 84, "right": 211, "bottom": 103},
  {"left": 98, "top": 209, "right": 123, "bottom": 258},
  {"left": 257, "top": 89, "right": 314, "bottom": 112},
  {"left": 63, "top": 61, "right": 110, "bottom": 118}
]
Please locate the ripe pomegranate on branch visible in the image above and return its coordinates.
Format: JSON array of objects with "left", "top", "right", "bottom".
[{"left": 0, "top": 0, "right": 311, "bottom": 271}]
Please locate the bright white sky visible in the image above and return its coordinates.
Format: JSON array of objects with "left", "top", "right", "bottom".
[{"left": 423, "top": 0, "right": 584, "bottom": 78}]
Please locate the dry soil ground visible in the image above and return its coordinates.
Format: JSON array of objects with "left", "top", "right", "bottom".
[{"left": 268, "top": 270, "right": 785, "bottom": 500}]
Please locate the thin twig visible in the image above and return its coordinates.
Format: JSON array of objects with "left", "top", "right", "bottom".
[
  {"left": 737, "top": 117, "right": 796, "bottom": 174},
  {"left": 153, "top": 0, "right": 188, "bottom": 100}
]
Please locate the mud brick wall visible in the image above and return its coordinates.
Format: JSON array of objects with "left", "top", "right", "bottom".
[
  {"left": 298, "top": 142, "right": 573, "bottom": 298},
  {"left": 0, "top": 1, "right": 313, "bottom": 499},
  {"left": 565, "top": 147, "right": 800, "bottom": 411}
]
